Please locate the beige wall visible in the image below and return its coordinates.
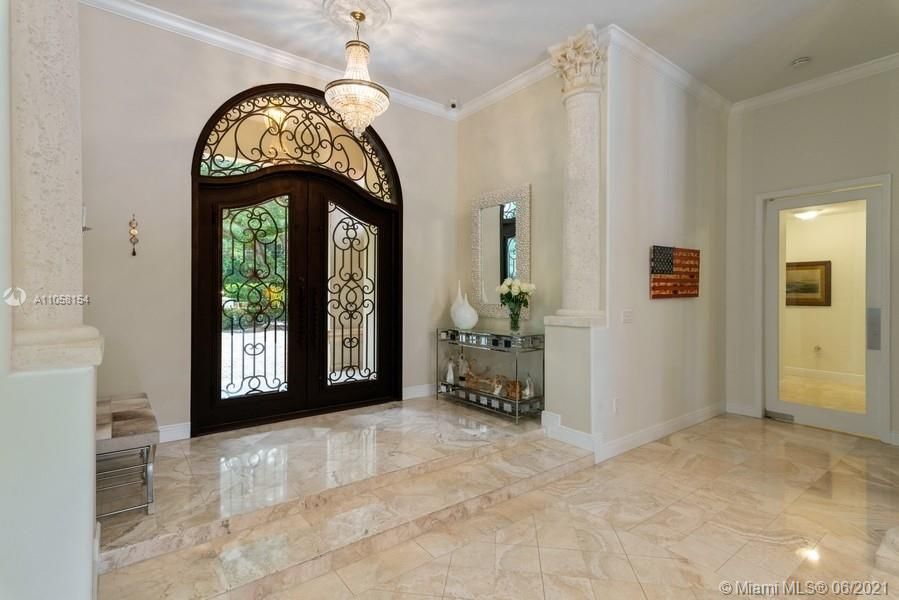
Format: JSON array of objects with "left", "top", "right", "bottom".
[
  {"left": 80, "top": 6, "right": 457, "bottom": 426},
  {"left": 457, "top": 76, "right": 566, "bottom": 329},
  {"left": 456, "top": 38, "right": 729, "bottom": 443},
  {"left": 727, "top": 66, "right": 899, "bottom": 432},
  {"left": 781, "top": 206, "right": 867, "bottom": 378},
  {"left": 592, "top": 43, "right": 729, "bottom": 440},
  {"left": 457, "top": 45, "right": 727, "bottom": 441}
]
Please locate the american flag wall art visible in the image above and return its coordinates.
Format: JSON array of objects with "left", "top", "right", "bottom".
[{"left": 650, "top": 246, "right": 700, "bottom": 299}]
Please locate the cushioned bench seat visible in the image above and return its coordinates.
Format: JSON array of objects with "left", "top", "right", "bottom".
[
  {"left": 96, "top": 393, "right": 159, "bottom": 453},
  {"left": 96, "top": 393, "right": 158, "bottom": 517}
]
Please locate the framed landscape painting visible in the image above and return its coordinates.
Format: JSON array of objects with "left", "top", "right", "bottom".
[{"left": 785, "top": 261, "right": 831, "bottom": 306}]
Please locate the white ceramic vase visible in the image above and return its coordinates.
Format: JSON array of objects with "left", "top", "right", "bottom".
[
  {"left": 451, "top": 281, "right": 479, "bottom": 330},
  {"left": 451, "top": 281, "right": 463, "bottom": 315}
]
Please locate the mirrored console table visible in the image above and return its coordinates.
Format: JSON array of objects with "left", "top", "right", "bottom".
[{"left": 436, "top": 328, "right": 545, "bottom": 423}]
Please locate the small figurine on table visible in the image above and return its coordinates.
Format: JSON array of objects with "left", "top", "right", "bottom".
[
  {"left": 523, "top": 374, "right": 535, "bottom": 398},
  {"left": 458, "top": 354, "right": 469, "bottom": 381}
]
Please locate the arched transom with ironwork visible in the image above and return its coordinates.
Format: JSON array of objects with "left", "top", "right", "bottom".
[{"left": 196, "top": 85, "right": 400, "bottom": 204}]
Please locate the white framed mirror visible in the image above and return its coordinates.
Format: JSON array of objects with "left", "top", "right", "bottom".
[{"left": 471, "top": 184, "right": 531, "bottom": 319}]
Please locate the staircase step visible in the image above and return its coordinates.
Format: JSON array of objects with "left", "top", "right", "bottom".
[
  {"left": 98, "top": 429, "right": 543, "bottom": 574},
  {"left": 99, "top": 426, "right": 546, "bottom": 574},
  {"left": 98, "top": 437, "right": 594, "bottom": 600}
]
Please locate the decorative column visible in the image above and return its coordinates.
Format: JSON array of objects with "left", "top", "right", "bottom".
[
  {"left": 548, "top": 25, "right": 606, "bottom": 319},
  {"left": 3, "top": 5, "right": 102, "bottom": 598},
  {"left": 10, "top": 0, "right": 102, "bottom": 369},
  {"left": 541, "top": 25, "right": 608, "bottom": 457}
]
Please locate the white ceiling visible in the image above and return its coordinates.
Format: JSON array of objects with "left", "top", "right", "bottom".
[{"left": 133, "top": 0, "right": 899, "bottom": 105}]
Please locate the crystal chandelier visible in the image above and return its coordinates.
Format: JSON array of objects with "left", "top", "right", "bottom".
[{"left": 325, "top": 11, "right": 390, "bottom": 137}]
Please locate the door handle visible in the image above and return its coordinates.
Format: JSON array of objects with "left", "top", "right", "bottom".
[
  {"left": 867, "top": 307, "right": 881, "bottom": 351},
  {"left": 313, "top": 287, "right": 324, "bottom": 384}
]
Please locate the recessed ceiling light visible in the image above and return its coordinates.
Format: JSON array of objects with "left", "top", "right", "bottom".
[
  {"left": 792, "top": 56, "right": 812, "bottom": 68},
  {"left": 795, "top": 210, "right": 820, "bottom": 221}
]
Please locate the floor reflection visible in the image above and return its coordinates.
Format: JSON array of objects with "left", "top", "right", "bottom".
[
  {"left": 100, "top": 396, "right": 538, "bottom": 554},
  {"left": 219, "top": 446, "right": 289, "bottom": 517}
]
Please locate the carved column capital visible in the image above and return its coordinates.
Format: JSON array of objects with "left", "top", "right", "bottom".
[{"left": 548, "top": 24, "right": 607, "bottom": 96}]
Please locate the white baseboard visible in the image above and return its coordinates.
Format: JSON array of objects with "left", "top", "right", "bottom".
[
  {"left": 541, "top": 411, "right": 601, "bottom": 454},
  {"left": 159, "top": 422, "right": 191, "bottom": 443},
  {"left": 402, "top": 383, "right": 437, "bottom": 400},
  {"left": 783, "top": 366, "right": 865, "bottom": 386},
  {"left": 594, "top": 403, "right": 724, "bottom": 463}
]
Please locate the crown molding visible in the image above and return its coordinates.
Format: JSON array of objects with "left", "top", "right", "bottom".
[
  {"left": 79, "top": 0, "right": 455, "bottom": 120},
  {"left": 456, "top": 23, "right": 730, "bottom": 121},
  {"left": 456, "top": 59, "right": 556, "bottom": 119},
  {"left": 78, "top": 3, "right": 899, "bottom": 124},
  {"left": 604, "top": 24, "right": 730, "bottom": 111},
  {"left": 733, "top": 52, "right": 899, "bottom": 113}
]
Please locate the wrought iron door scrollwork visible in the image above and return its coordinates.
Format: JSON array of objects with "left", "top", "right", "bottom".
[
  {"left": 221, "top": 195, "right": 289, "bottom": 398},
  {"left": 192, "top": 84, "right": 403, "bottom": 433},
  {"left": 200, "top": 91, "right": 395, "bottom": 203},
  {"left": 327, "top": 202, "right": 378, "bottom": 384}
]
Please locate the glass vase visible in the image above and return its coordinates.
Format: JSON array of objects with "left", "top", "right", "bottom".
[{"left": 508, "top": 307, "right": 521, "bottom": 335}]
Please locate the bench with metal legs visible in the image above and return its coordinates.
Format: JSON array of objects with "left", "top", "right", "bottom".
[
  {"left": 95, "top": 393, "right": 159, "bottom": 518},
  {"left": 96, "top": 445, "right": 156, "bottom": 517}
]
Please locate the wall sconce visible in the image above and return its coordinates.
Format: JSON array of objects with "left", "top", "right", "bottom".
[{"left": 129, "top": 214, "right": 139, "bottom": 256}]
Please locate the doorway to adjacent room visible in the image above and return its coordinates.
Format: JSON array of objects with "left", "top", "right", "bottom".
[{"left": 763, "top": 177, "right": 891, "bottom": 439}]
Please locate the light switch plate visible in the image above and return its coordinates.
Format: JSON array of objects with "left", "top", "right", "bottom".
[{"left": 621, "top": 309, "right": 634, "bottom": 324}]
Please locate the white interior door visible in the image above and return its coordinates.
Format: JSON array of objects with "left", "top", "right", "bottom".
[{"left": 764, "top": 179, "right": 891, "bottom": 439}]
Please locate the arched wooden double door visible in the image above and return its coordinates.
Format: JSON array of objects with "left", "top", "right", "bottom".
[{"left": 191, "top": 85, "right": 402, "bottom": 435}]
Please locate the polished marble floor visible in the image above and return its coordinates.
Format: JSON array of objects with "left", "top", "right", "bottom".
[
  {"left": 98, "top": 425, "right": 591, "bottom": 597},
  {"left": 255, "top": 415, "right": 899, "bottom": 599},
  {"left": 780, "top": 374, "right": 866, "bottom": 414},
  {"left": 100, "top": 396, "right": 540, "bottom": 563}
]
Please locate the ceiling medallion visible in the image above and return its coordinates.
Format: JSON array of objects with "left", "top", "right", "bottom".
[
  {"left": 324, "top": 8, "right": 391, "bottom": 137},
  {"left": 323, "top": 0, "right": 392, "bottom": 31}
]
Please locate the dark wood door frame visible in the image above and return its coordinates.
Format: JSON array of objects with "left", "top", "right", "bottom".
[
  {"left": 193, "top": 175, "right": 308, "bottom": 433},
  {"left": 190, "top": 85, "right": 403, "bottom": 437},
  {"left": 306, "top": 176, "right": 399, "bottom": 411}
]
